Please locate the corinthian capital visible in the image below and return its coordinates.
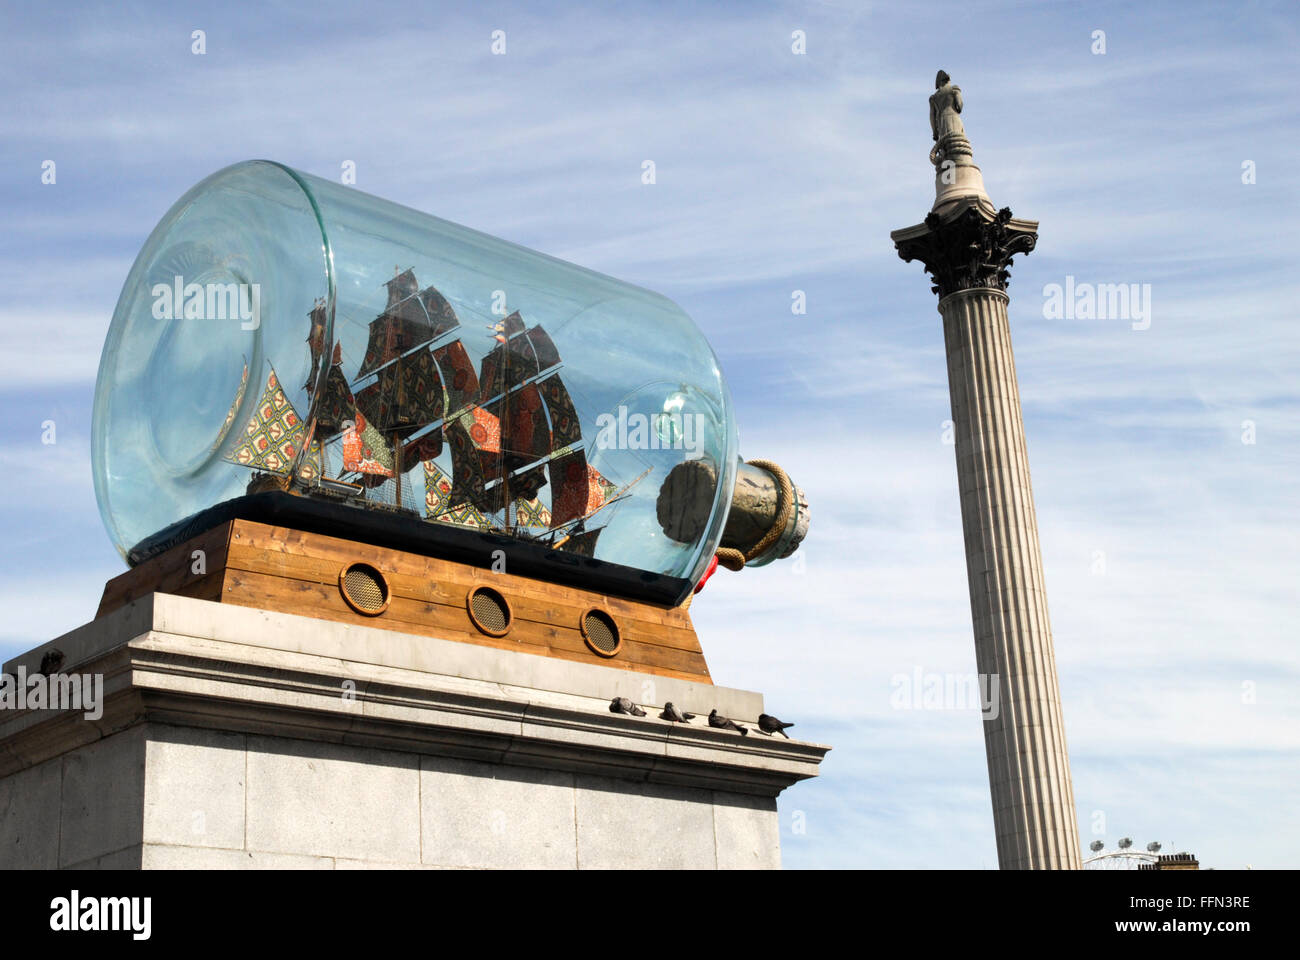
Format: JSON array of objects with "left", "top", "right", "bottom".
[{"left": 893, "top": 204, "right": 1038, "bottom": 300}]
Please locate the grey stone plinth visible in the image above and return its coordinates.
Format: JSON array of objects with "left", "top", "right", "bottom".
[
  {"left": 0, "top": 593, "right": 827, "bottom": 869},
  {"left": 932, "top": 160, "right": 994, "bottom": 218}
]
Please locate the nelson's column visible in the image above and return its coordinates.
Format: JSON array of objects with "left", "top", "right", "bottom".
[{"left": 890, "top": 71, "right": 1082, "bottom": 869}]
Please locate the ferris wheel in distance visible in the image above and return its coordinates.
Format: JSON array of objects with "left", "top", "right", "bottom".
[{"left": 1083, "top": 837, "right": 1163, "bottom": 869}]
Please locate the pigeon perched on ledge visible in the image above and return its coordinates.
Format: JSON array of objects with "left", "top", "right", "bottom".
[
  {"left": 659, "top": 702, "right": 695, "bottom": 723},
  {"left": 758, "top": 713, "right": 794, "bottom": 738},
  {"left": 610, "top": 696, "right": 646, "bottom": 717},
  {"left": 708, "top": 709, "right": 748, "bottom": 736}
]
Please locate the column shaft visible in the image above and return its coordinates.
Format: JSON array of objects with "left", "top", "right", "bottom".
[{"left": 939, "top": 287, "right": 1081, "bottom": 870}]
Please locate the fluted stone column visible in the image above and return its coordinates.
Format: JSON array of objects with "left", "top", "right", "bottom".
[
  {"left": 940, "top": 285, "right": 1081, "bottom": 870},
  {"left": 891, "top": 75, "right": 1081, "bottom": 869}
]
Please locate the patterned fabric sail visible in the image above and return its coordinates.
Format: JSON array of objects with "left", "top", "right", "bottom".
[
  {"left": 506, "top": 327, "right": 540, "bottom": 388},
  {"left": 502, "top": 463, "right": 548, "bottom": 503},
  {"left": 462, "top": 406, "right": 501, "bottom": 454},
  {"left": 479, "top": 312, "right": 540, "bottom": 402},
  {"left": 445, "top": 407, "right": 504, "bottom": 512},
  {"left": 341, "top": 410, "right": 394, "bottom": 479},
  {"left": 420, "top": 285, "right": 460, "bottom": 341},
  {"left": 315, "top": 359, "right": 357, "bottom": 440},
  {"left": 556, "top": 528, "right": 601, "bottom": 557},
  {"left": 402, "top": 430, "right": 442, "bottom": 464},
  {"left": 548, "top": 449, "right": 617, "bottom": 528},
  {"left": 433, "top": 340, "right": 479, "bottom": 417},
  {"left": 356, "top": 269, "right": 438, "bottom": 378},
  {"left": 225, "top": 366, "right": 310, "bottom": 475},
  {"left": 296, "top": 441, "right": 323, "bottom": 482},
  {"left": 485, "top": 382, "right": 551, "bottom": 469},
  {"left": 537, "top": 373, "right": 581, "bottom": 450},
  {"left": 386, "top": 267, "right": 419, "bottom": 306},
  {"left": 425, "top": 461, "right": 490, "bottom": 529},
  {"left": 355, "top": 348, "right": 445, "bottom": 435},
  {"left": 304, "top": 301, "right": 328, "bottom": 392},
  {"left": 526, "top": 326, "right": 561, "bottom": 374},
  {"left": 512, "top": 494, "right": 553, "bottom": 530},
  {"left": 480, "top": 344, "right": 506, "bottom": 402}
]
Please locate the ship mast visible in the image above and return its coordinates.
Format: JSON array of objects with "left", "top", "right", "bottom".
[
  {"left": 393, "top": 406, "right": 403, "bottom": 509},
  {"left": 500, "top": 319, "right": 512, "bottom": 536}
]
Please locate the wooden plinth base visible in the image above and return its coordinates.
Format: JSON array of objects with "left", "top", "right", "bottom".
[{"left": 97, "top": 519, "right": 711, "bottom": 684}]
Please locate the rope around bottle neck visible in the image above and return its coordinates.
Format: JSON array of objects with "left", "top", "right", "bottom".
[{"left": 680, "top": 458, "right": 795, "bottom": 609}]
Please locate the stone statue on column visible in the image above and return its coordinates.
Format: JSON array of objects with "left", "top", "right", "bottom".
[
  {"left": 923, "top": 70, "right": 989, "bottom": 215},
  {"left": 929, "top": 70, "right": 971, "bottom": 165}
]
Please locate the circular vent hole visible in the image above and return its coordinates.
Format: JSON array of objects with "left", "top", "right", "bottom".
[
  {"left": 468, "top": 586, "right": 511, "bottom": 636},
  {"left": 582, "top": 609, "right": 621, "bottom": 657},
  {"left": 340, "top": 562, "right": 389, "bottom": 615}
]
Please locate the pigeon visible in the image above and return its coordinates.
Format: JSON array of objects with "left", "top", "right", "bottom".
[
  {"left": 708, "top": 709, "right": 748, "bottom": 736},
  {"left": 610, "top": 696, "right": 646, "bottom": 717},
  {"left": 39, "top": 648, "right": 64, "bottom": 674},
  {"left": 659, "top": 702, "right": 696, "bottom": 723},
  {"left": 758, "top": 713, "right": 794, "bottom": 738}
]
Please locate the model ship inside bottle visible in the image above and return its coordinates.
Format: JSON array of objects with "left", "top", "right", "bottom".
[{"left": 236, "top": 266, "right": 635, "bottom": 561}]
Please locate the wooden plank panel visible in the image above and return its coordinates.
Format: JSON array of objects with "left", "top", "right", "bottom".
[
  {"left": 222, "top": 544, "right": 701, "bottom": 655},
  {"left": 226, "top": 521, "right": 702, "bottom": 651},
  {"left": 505, "top": 593, "right": 700, "bottom": 654},
  {"left": 219, "top": 567, "right": 710, "bottom": 679},
  {"left": 228, "top": 520, "right": 694, "bottom": 626},
  {"left": 96, "top": 517, "right": 710, "bottom": 682},
  {"left": 98, "top": 522, "right": 233, "bottom": 617}
]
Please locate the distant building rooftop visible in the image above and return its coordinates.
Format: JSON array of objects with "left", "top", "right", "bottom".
[{"left": 1138, "top": 852, "right": 1200, "bottom": 870}]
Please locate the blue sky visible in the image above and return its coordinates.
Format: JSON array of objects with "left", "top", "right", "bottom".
[{"left": 2, "top": 0, "right": 1297, "bottom": 868}]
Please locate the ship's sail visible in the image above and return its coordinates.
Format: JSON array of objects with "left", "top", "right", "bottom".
[
  {"left": 315, "top": 363, "right": 353, "bottom": 438},
  {"left": 548, "top": 448, "right": 617, "bottom": 528},
  {"left": 433, "top": 340, "right": 479, "bottom": 416},
  {"left": 512, "top": 492, "right": 553, "bottom": 530},
  {"left": 556, "top": 527, "right": 602, "bottom": 557},
  {"left": 479, "top": 311, "right": 539, "bottom": 399},
  {"left": 355, "top": 347, "right": 445, "bottom": 435},
  {"left": 341, "top": 410, "right": 395, "bottom": 480},
  {"left": 224, "top": 364, "right": 321, "bottom": 480},
  {"left": 305, "top": 343, "right": 391, "bottom": 486},
  {"left": 401, "top": 430, "right": 442, "bottom": 465},
  {"left": 304, "top": 300, "right": 328, "bottom": 392},
  {"left": 483, "top": 381, "right": 550, "bottom": 468},
  {"left": 356, "top": 269, "right": 438, "bottom": 378},
  {"left": 424, "top": 461, "right": 489, "bottom": 529},
  {"left": 420, "top": 284, "right": 461, "bottom": 342},
  {"left": 445, "top": 405, "right": 505, "bottom": 512},
  {"left": 526, "top": 325, "right": 561, "bottom": 372},
  {"left": 536, "top": 372, "right": 581, "bottom": 450}
]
